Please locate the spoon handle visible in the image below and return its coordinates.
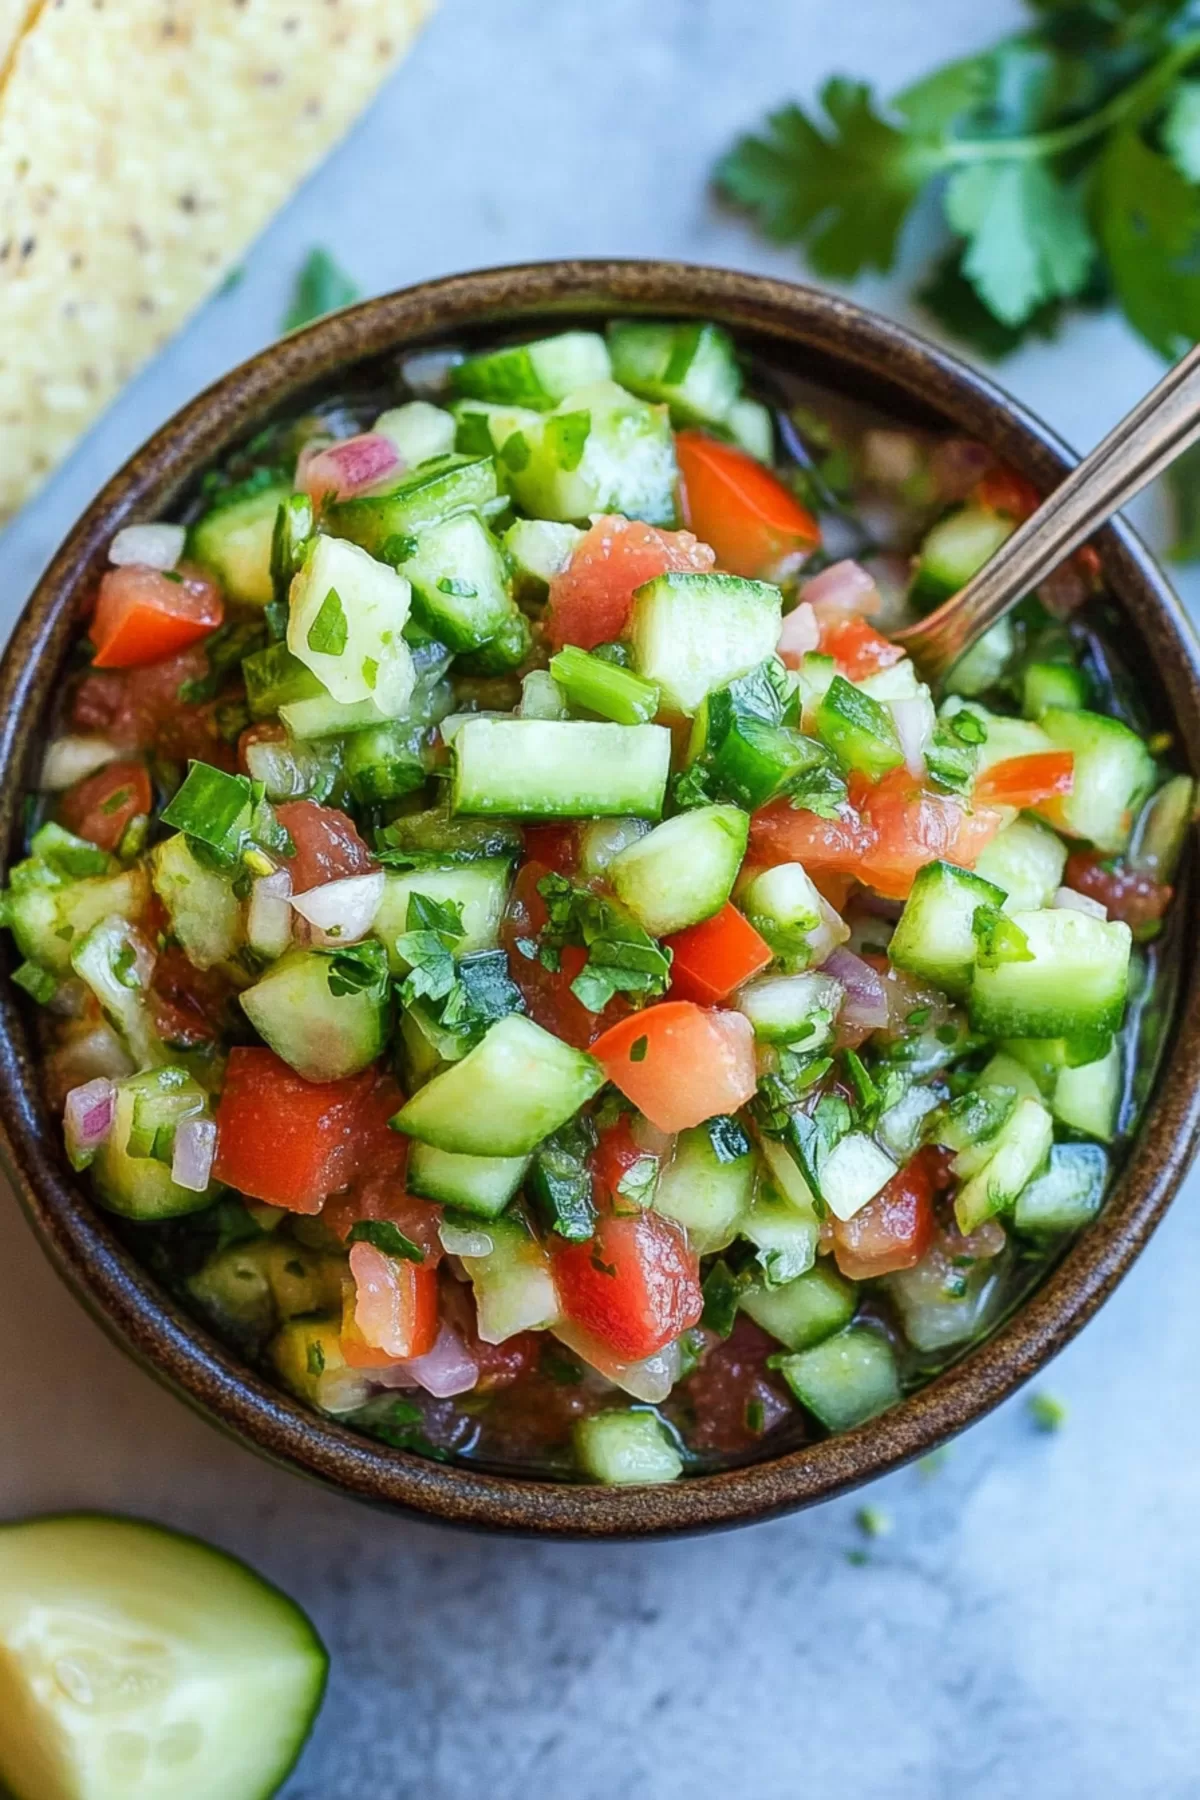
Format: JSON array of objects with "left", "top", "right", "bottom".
[{"left": 896, "top": 340, "right": 1200, "bottom": 686}]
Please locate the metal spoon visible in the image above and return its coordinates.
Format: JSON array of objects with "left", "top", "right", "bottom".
[{"left": 895, "top": 341, "right": 1200, "bottom": 687}]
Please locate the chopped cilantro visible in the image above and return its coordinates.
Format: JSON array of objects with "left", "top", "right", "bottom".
[
  {"left": 283, "top": 248, "right": 360, "bottom": 333},
  {"left": 345, "top": 1219, "right": 425, "bottom": 1262},
  {"left": 306, "top": 586, "right": 348, "bottom": 657},
  {"left": 1027, "top": 1391, "right": 1067, "bottom": 1434}
]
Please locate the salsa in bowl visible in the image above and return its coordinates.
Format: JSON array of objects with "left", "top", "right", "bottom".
[{"left": 2, "top": 265, "right": 1197, "bottom": 1525}]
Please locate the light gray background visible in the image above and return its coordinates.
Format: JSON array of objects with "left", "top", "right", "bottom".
[{"left": 3, "top": 4, "right": 1198, "bottom": 1796}]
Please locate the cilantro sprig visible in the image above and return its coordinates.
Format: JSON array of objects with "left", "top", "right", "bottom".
[
  {"left": 716, "top": 1, "right": 1200, "bottom": 554},
  {"left": 534, "top": 873, "right": 673, "bottom": 1013}
]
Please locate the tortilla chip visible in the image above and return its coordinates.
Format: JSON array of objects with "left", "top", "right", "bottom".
[{"left": 0, "top": 0, "right": 435, "bottom": 519}]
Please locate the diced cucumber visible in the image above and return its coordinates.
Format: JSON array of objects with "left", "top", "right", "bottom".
[
  {"left": 455, "top": 608, "right": 532, "bottom": 675},
  {"left": 453, "top": 398, "right": 542, "bottom": 460},
  {"left": 1040, "top": 707, "right": 1156, "bottom": 853},
  {"left": 243, "top": 731, "right": 344, "bottom": 805},
  {"left": 91, "top": 1068, "right": 216, "bottom": 1220},
  {"left": 393, "top": 509, "right": 514, "bottom": 652},
  {"left": 652, "top": 1123, "right": 754, "bottom": 1252},
  {"left": 71, "top": 918, "right": 162, "bottom": 1070},
  {"left": 741, "top": 1145, "right": 820, "bottom": 1285},
  {"left": 287, "top": 535, "right": 414, "bottom": 718},
  {"left": 777, "top": 1325, "right": 901, "bottom": 1431},
  {"left": 973, "top": 816, "right": 1067, "bottom": 912},
  {"left": 188, "top": 1239, "right": 276, "bottom": 1344},
  {"left": 0, "top": 1512, "right": 328, "bottom": 1800},
  {"left": 968, "top": 906, "right": 1132, "bottom": 1040},
  {"left": 7, "top": 865, "right": 148, "bottom": 977},
  {"left": 451, "top": 718, "right": 671, "bottom": 819},
  {"left": 1022, "top": 660, "right": 1088, "bottom": 718},
  {"left": 502, "top": 517, "right": 583, "bottom": 601},
  {"left": 889, "top": 860, "right": 1008, "bottom": 1000},
  {"left": 499, "top": 381, "right": 678, "bottom": 526},
  {"left": 607, "top": 320, "right": 741, "bottom": 427},
  {"left": 270, "top": 1314, "right": 373, "bottom": 1415},
  {"left": 392, "top": 1013, "right": 604, "bottom": 1157},
  {"left": 579, "top": 816, "right": 649, "bottom": 875},
  {"left": 943, "top": 699, "right": 1051, "bottom": 772},
  {"left": 954, "top": 1093, "right": 1053, "bottom": 1232},
  {"left": 944, "top": 619, "right": 1015, "bottom": 698},
  {"left": 886, "top": 1248, "right": 1005, "bottom": 1352},
  {"left": 372, "top": 859, "right": 511, "bottom": 971},
  {"left": 519, "top": 669, "right": 569, "bottom": 719},
  {"left": 1013, "top": 1142, "right": 1107, "bottom": 1234},
  {"left": 910, "top": 506, "right": 1014, "bottom": 611},
  {"left": 741, "top": 1262, "right": 857, "bottom": 1351},
  {"left": 281, "top": 688, "right": 390, "bottom": 742},
  {"left": 189, "top": 479, "right": 290, "bottom": 605},
  {"left": 876, "top": 1083, "right": 942, "bottom": 1161},
  {"left": 396, "top": 1001, "right": 463, "bottom": 1090},
  {"left": 976, "top": 1049, "right": 1044, "bottom": 1102},
  {"left": 1129, "top": 772, "right": 1195, "bottom": 882},
  {"left": 326, "top": 453, "right": 499, "bottom": 554},
  {"left": 727, "top": 396, "right": 774, "bottom": 462},
  {"left": 1053, "top": 1039, "right": 1121, "bottom": 1141},
  {"left": 460, "top": 1214, "right": 561, "bottom": 1341},
  {"left": 240, "top": 947, "right": 388, "bottom": 1081},
  {"left": 630, "top": 572, "right": 782, "bottom": 716},
  {"left": 151, "top": 832, "right": 245, "bottom": 973},
  {"left": 406, "top": 1142, "right": 529, "bottom": 1217},
  {"left": 739, "top": 862, "right": 827, "bottom": 967},
  {"left": 818, "top": 1132, "right": 897, "bottom": 1221},
  {"left": 549, "top": 646, "right": 661, "bottom": 726},
  {"left": 736, "top": 971, "right": 841, "bottom": 1046},
  {"left": 451, "top": 331, "right": 612, "bottom": 409},
  {"left": 816, "top": 675, "right": 904, "bottom": 780},
  {"left": 342, "top": 721, "right": 427, "bottom": 804},
  {"left": 573, "top": 1409, "right": 683, "bottom": 1484},
  {"left": 607, "top": 805, "right": 748, "bottom": 936},
  {"left": 374, "top": 400, "right": 456, "bottom": 466}
]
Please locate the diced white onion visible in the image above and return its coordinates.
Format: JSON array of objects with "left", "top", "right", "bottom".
[
  {"left": 108, "top": 523, "right": 185, "bottom": 570},
  {"left": 63, "top": 1077, "right": 116, "bottom": 1166},
  {"left": 889, "top": 693, "right": 935, "bottom": 780},
  {"left": 248, "top": 868, "right": 293, "bottom": 961},
  {"left": 1053, "top": 886, "right": 1107, "bottom": 920},
  {"left": 777, "top": 599, "right": 820, "bottom": 661},
  {"left": 401, "top": 1321, "right": 480, "bottom": 1399},
  {"left": 439, "top": 1219, "right": 495, "bottom": 1259},
  {"left": 39, "top": 735, "right": 122, "bottom": 792},
  {"left": 819, "top": 1131, "right": 897, "bottom": 1221},
  {"left": 400, "top": 347, "right": 465, "bottom": 397},
  {"left": 171, "top": 1117, "right": 217, "bottom": 1193},
  {"left": 290, "top": 871, "right": 384, "bottom": 946}
]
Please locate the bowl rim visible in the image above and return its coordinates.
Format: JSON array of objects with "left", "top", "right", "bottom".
[{"left": 2, "top": 257, "right": 1199, "bottom": 1538}]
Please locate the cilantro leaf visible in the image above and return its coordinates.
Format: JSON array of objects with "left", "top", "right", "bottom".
[
  {"left": 534, "top": 875, "right": 673, "bottom": 1013},
  {"left": 615, "top": 1155, "right": 659, "bottom": 1212},
  {"left": 1097, "top": 126, "right": 1200, "bottom": 361},
  {"left": 283, "top": 248, "right": 360, "bottom": 333},
  {"left": 945, "top": 159, "right": 1095, "bottom": 328},
  {"left": 1164, "top": 80, "right": 1200, "bottom": 181},
  {"left": 1167, "top": 438, "right": 1200, "bottom": 560},
  {"left": 345, "top": 1219, "right": 425, "bottom": 1261},
  {"left": 324, "top": 939, "right": 389, "bottom": 1000}
]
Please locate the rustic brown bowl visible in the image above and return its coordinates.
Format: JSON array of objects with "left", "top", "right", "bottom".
[{"left": 2, "top": 261, "right": 1199, "bottom": 1537}]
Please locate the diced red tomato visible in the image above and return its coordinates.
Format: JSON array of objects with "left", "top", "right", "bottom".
[
  {"left": 590, "top": 1002, "right": 757, "bottom": 1133},
  {"left": 150, "top": 946, "right": 233, "bottom": 1049},
  {"left": 676, "top": 429, "right": 820, "bottom": 578},
  {"left": 973, "top": 466, "right": 1040, "bottom": 521},
  {"left": 832, "top": 1147, "right": 939, "bottom": 1280},
  {"left": 1064, "top": 850, "right": 1173, "bottom": 932},
  {"left": 819, "top": 614, "right": 905, "bottom": 683},
  {"left": 343, "top": 1242, "right": 440, "bottom": 1364},
  {"left": 500, "top": 861, "right": 597, "bottom": 1050},
  {"left": 976, "top": 751, "right": 1074, "bottom": 809},
  {"left": 90, "top": 563, "right": 223, "bottom": 668},
  {"left": 857, "top": 770, "right": 1004, "bottom": 900},
  {"left": 545, "top": 514, "right": 716, "bottom": 651},
  {"left": 72, "top": 645, "right": 238, "bottom": 771},
  {"left": 552, "top": 1211, "right": 702, "bottom": 1360},
  {"left": 58, "top": 760, "right": 151, "bottom": 852},
  {"left": 749, "top": 796, "right": 874, "bottom": 877},
  {"left": 664, "top": 902, "right": 772, "bottom": 1005},
  {"left": 591, "top": 1114, "right": 654, "bottom": 1207},
  {"left": 522, "top": 823, "right": 578, "bottom": 875},
  {"left": 682, "top": 1318, "right": 793, "bottom": 1454},
  {"left": 275, "top": 800, "right": 376, "bottom": 891},
  {"left": 213, "top": 1048, "right": 381, "bottom": 1213}
]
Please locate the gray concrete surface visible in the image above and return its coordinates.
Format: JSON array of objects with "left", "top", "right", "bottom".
[{"left": 2, "top": 3, "right": 1198, "bottom": 1795}]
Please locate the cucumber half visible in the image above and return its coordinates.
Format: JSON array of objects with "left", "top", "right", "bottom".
[{"left": 0, "top": 1512, "right": 327, "bottom": 1800}]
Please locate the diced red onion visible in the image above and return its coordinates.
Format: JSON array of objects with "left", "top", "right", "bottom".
[
  {"left": 439, "top": 1218, "right": 495, "bottom": 1259},
  {"left": 291, "top": 871, "right": 385, "bottom": 946},
  {"left": 39, "top": 735, "right": 122, "bottom": 793},
  {"left": 248, "top": 867, "right": 293, "bottom": 960},
  {"left": 298, "top": 432, "right": 401, "bottom": 504},
  {"left": 777, "top": 599, "right": 820, "bottom": 663},
  {"left": 889, "top": 693, "right": 934, "bottom": 780},
  {"left": 930, "top": 438, "right": 992, "bottom": 503},
  {"left": 1053, "top": 885, "right": 1108, "bottom": 920},
  {"left": 400, "top": 1321, "right": 480, "bottom": 1399},
  {"left": 822, "top": 946, "right": 889, "bottom": 1031},
  {"left": 64, "top": 1078, "right": 116, "bottom": 1165},
  {"left": 172, "top": 1117, "right": 217, "bottom": 1193},
  {"left": 800, "top": 558, "right": 880, "bottom": 621},
  {"left": 108, "top": 522, "right": 185, "bottom": 570}
]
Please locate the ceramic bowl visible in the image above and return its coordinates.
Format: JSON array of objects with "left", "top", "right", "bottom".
[{"left": 3, "top": 261, "right": 1199, "bottom": 1536}]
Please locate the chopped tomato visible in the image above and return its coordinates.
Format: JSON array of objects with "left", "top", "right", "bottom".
[
  {"left": 72, "top": 645, "right": 238, "bottom": 770},
  {"left": 676, "top": 429, "right": 820, "bottom": 578},
  {"left": 590, "top": 1002, "right": 757, "bottom": 1133},
  {"left": 150, "top": 946, "right": 233, "bottom": 1049},
  {"left": 343, "top": 1242, "right": 439, "bottom": 1364},
  {"left": 545, "top": 514, "right": 715, "bottom": 651},
  {"left": 592, "top": 1114, "right": 654, "bottom": 1206},
  {"left": 682, "top": 1318, "right": 793, "bottom": 1454},
  {"left": 552, "top": 1211, "right": 702, "bottom": 1360},
  {"left": 976, "top": 751, "right": 1074, "bottom": 809},
  {"left": 1064, "top": 850, "right": 1172, "bottom": 933},
  {"left": 500, "top": 861, "right": 596, "bottom": 1050},
  {"left": 749, "top": 799, "right": 874, "bottom": 879},
  {"left": 58, "top": 760, "right": 151, "bottom": 852},
  {"left": 90, "top": 563, "right": 223, "bottom": 668},
  {"left": 832, "top": 1147, "right": 939, "bottom": 1280},
  {"left": 973, "top": 466, "right": 1040, "bottom": 521},
  {"left": 819, "top": 614, "right": 905, "bottom": 683},
  {"left": 213, "top": 1048, "right": 380, "bottom": 1213},
  {"left": 522, "top": 823, "right": 578, "bottom": 875},
  {"left": 665, "top": 902, "right": 772, "bottom": 1005},
  {"left": 275, "top": 800, "right": 376, "bottom": 891}
]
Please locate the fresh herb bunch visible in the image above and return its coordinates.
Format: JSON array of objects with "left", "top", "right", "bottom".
[{"left": 716, "top": 0, "right": 1200, "bottom": 551}]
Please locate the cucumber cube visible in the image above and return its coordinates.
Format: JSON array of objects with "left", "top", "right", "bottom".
[
  {"left": 460, "top": 1216, "right": 561, "bottom": 1341},
  {"left": 374, "top": 400, "right": 456, "bottom": 466},
  {"left": 189, "top": 479, "right": 290, "bottom": 605},
  {"left": 452, "top": 331, "right": 612, "bottom": 409},
  {"left": 607, "top": 320, "right": 741, "bottom": 427},
  {"left": 574, "top": 1409, "right": 683, "bottom": 1484},
  {"left": 652, "top": 1122, "right": 754, "bottom": 1252},
  {"left": 240, "top": 948, "right": 388, "bottom": 1082},
  {"left": 503, "top": 517, "right": 583, "bottom": 603},
  {"left": 968, "top": 907, "right": 1132, "bottom": 1040},
  {"left": 973, "top": 816, "right": 1067, "bottom": 913},
  {"left": 741, "top": 1263, "right": 857, "bottom": 1352},
  {"left": 406, "top": 1142, "right": 529, "bottom": 1218},
  {"left": 818, "top": 1132, "right": 897, "bottom": 1221},
  {"left": 889, "top": 860, "right": 1008, "bottom": 1000},
  {"left": 151, "top": 832, "right": 245, "bottom": 972},
  {"left": 778, "top": 1326, "right": 901, "bottom": 1431},
  {"left": 954, "top": 1094, "right": 1053, "bottom": 1233},
  {"left": 327, "top": 452, "right": 499, "bottom": 554},
  {"left": 815, "top": 675, "right": 904, "bottom": 780},
  {"left": 91, "top": 1068, "right": 216, "bottom": 1221},
  {"left": 740, "top": 862, "right": 828, "bottom": 965},
  {"left": 1053, "top": 1039, "right": 1122, "bottom": 1141},
  {"left": 393, "top": 509, "right": 514, "bottom": 651},
  {"left": 500, "top": 380, "right": 678, "bottom": 526},
  {"left": 608, "top": 804, "right": 748, "bottom": 936},
  {"left": 911, "top": 506, "right": 1014, "bottom": 611},
  {"left": 288, "top": 535, "right": 415, "bottom": 717},
  {"left": 451, "top": 718, "right": 671, "bottom": 819},
  {"left": 736, "top": 971, "right": 841, "bottom": 1046},
  {"left": 1013, "top": 1142, "right": 1107, "bottom": 1234},
  {"left": 373, "top": 860, "right": 511, "bottom": 972},
  {"left": 1040, "top": 707, "right": 1156, "bottom": 853},
  {"left": 630, "top": 572, "right": 782, "bottom": 716}
]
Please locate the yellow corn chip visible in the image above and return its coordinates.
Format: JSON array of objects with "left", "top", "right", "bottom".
[{"left": 0, "top": 0, "right": 435, "bottom": 519}]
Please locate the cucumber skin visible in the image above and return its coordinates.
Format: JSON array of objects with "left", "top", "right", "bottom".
[
  {"left": 889, "top": 860, "right": 1007, "bottom": 1000},
  {"left": 608, "top": 805, "right": 749, "bottom": 937},
  {"left": 451, "top": 718, "right": 672, "bottom": 819}
]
